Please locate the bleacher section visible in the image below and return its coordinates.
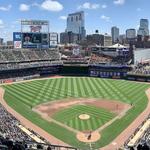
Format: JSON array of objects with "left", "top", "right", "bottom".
[
  {"left": 88, "top": 52, "right": 131, "bottom": 78},
  {"left": 0, "top": 49, "right": 61, "bottom": 63},
  {"left": 0, "top": 104, "right": 77, "bottom": 150},
  {"left": 89, "top": 54, "right": 112, "bottom": 65},
  {"left": 126, "top": 62, "right": 150, "bottom": 82},
  {"left": 124, "top": 115, "right": 150, "bottom": 150},
  {"left": 89, "top": 52, "right": 131, "bottom": 66},
  {"left": 0, "top": 49, "right": 62, "bottom": 79},
  {"left": 128, "top": 62, "right": 150, "bottom": 76}
]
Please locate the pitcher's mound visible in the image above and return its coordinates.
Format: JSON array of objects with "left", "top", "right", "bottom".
[
  {"left": 79, "top": 114, "right": 90, "bottom": 120},
  {"left": 76, "top": 131, "right": 100, "bottom": 143}
]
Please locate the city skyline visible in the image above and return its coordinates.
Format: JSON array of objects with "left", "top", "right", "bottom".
[{"left": 0, "top": 0, "right": 150, "bottom": 41}]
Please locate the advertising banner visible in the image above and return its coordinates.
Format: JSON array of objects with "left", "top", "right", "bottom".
[
  {"left": 14, "top": 41, "right": 22, "bottom": 49},
  {"left": 13, "top": 32, "right": 22, "bottom": 49},
  {"left": 49, "top": 33, "right": 58, "bottom": 48}
]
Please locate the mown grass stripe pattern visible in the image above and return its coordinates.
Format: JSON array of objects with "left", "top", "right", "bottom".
[
  {"left": 52, "top": 105, "right": 115, "bottom": 131},
  {"left": 2, "top": 77, "right": 150, "bottom": 149}
]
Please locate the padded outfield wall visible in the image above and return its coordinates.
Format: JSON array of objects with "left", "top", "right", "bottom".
[{"left": 0, "top": 64, "right": 150, "bottom": 83}]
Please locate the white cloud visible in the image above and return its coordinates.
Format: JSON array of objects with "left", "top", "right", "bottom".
[
  {"left": 19, "top": 4, "right": 30, "bottom": 11},
  {"left": 102, "top": 4, "right": 107, "bottom": 9},
  {"left": 101, "top": 15, "right": 111, "bottom": 22},
  {"left": 59, "top": 16, "right": 67, "bottom": 20},
  {"left": 78, "top": 2, "right": 100, "bottom": 10},
  {"left": 137, "top": 8, "right": 142, "bottom": 11},
  {"left": 114, "top": 0, "right": 125, "bottom": 5},
  {"left": 0, "top": 5, "right": 11, "bottom": 11},
  {"left": 41, "top": 0, "right": 63, "bottom": 12}
]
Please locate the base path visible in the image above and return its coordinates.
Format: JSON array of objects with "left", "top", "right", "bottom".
[
  {"left": 101, "top": 88, "right": 150, "bottom": 150},
  {"left": 1, "top": 80, "right": 150, "bottom": 150},
  {"left": 0, "top": 88, "right": 69, "bottom": 147}
]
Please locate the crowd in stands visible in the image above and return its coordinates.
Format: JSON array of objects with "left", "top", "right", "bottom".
[
  {"left": 89, "top": 54, "right": 112, "bottom": 65},
  {"left": 0, "top": 104, "right": 32, "bottom": 142},
  {"left": 0, "top": 104, "right": 77, "bottom": 150},
  {"left": 60, "top": 48, "right": 90, "bottom": 65},
  {"left": 0, "top": 61, "right": 63, "bottom": 71},
  {"left": 0, "top": 49, "right": 62, "bottom": 71},
  {"left": 129, "top": 62, "right": 150, "bottom": 76},
  {"left": 0, "top": 49, "right": 61, "bottom": 63},
  {"left": 63, "top": 57, "right": 89, "bottom": 64},
  {"left": 89, "top": 53, "right": 131, "bottom": 66},
  {"left": 0, "top": 74, "right": 40, "bottom": 84},
  {"left": 124, "top": 115, "right": 150, "bottom": 150}
]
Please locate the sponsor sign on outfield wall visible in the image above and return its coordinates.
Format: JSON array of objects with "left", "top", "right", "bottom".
[{"left": 13, "top": 32, "right": 22, "bottom": 49}]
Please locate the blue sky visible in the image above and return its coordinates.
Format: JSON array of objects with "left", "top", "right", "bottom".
[{"left": 0, "top": 0, "right": 149, "bottom": 41}]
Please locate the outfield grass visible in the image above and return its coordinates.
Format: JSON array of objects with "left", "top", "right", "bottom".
[
  {"left": 2, "top": 77, "right": 150, "bottom": 149},
  {"left": 52, "top": 105, "right": 115, "bottom": 131}
]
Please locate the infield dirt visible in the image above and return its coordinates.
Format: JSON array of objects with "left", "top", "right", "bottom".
[
  {"left": 1, "top": 79, "right": 150, "bottom": 150},
  {"left": 33, "top": 98, "right": 130, "bottom": 117}
]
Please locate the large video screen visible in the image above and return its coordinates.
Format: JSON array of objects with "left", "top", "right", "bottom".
[{"left": 22, "top": 33, "right": 49, "bottom": 48}]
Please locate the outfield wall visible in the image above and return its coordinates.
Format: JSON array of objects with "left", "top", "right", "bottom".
[
  {"left": 126, "top": 74, "right": 150, "bottom": 82},
  {"left": 89, "top": 65, "right": 131, "bottom": 79},
  {"left": 0, "top": 64, "right": 150, "bottom": 83},
  {"left": 0, "top": 65, "right": 62, "bottom": 80},
  {"left": 60, "top": 66, "right": 89, "bottom": 76}
]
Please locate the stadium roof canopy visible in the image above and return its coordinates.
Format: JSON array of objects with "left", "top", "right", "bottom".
[{"left": 109, "top": 43, "right": 127, "bottom": 48}]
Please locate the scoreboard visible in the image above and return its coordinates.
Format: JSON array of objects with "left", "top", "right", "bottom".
[{"left": 20, "top": 20, "right": 49, "bottom": 49}]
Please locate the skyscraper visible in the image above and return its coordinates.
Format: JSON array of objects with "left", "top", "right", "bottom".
[
  {"left": 126, "top": 29, "right": 136, "bottom": 39},
  {"left": 104, "top": 34, "right": 112, "bottom": 46},
  {"left": 0, "top": 38, "right": 3, "bottom": 45},
  {"left": 138, "top": 19, "right": 149, "bottom": 36},
  {"left": 66, "top": 11, "right": 86, "bottom": 41},
  {"left": 111, "top": 26, "right": 119, "bottom": 44}
]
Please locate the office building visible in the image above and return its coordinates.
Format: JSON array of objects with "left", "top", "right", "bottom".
[
  {"left": 0, "top": 38, "right": 3, "bottom": 45},
  {"left": 126, "top": 29, "right": 136, "bottom": 43},
  {"left": 7, "top": 41, "right": 13, "bottom": 46},
  {"left": 119, "top": 34, "right": 126, "bottom": 44},
  {"left": 86, "top": 34, "right": 104, "bottom": 46},
  {"left": 111, "top": 26, "right": 119, "bottom": 44},
  {"left": 67, "top": 11, "right": 86, "bottom": 41},
  {"left": 60, "top": 32, "right": 79, "bottom": 44},
  {"left": 104, "top": 34, "right": 112, "bottom": 46},
  {"left": 138, "top": 19, "right": 149, "bottom": 36}
]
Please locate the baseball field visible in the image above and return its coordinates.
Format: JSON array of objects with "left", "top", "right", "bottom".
[{"left": 1, "top": 77, "right": 150, "bottom": 149}]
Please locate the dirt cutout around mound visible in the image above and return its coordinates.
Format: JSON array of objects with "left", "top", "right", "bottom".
[
  {"left": 1, "top": 83, "right": 150, "bottom": 150},
  {"left": 33, "top": 98, "right": 131, "bottom": 143},
  {"left": 33, "top": 98, "right": 130, "bottom": 118}
]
